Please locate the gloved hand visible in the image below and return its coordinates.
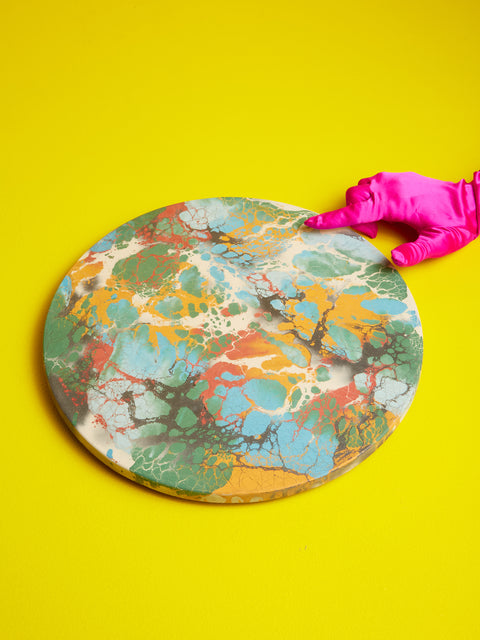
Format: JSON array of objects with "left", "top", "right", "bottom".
[{"left": 304, "top": 171, "right": 480, "bottom": 266}]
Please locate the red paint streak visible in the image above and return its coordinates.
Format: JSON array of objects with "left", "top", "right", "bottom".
[
  {"left": 329, "top": 381, "right": 361, "bottom": 406},
  {"left": 58, "top": 376, "right": 87, "bottom": 408},
  {"left": 246, "top": 273, "right": 283, "bottom": 297},
  {"left": 199, "top": 362, "right": 244, "bottom": 404},
  {"left": 226, "top": 331, "right": 274, "bottom": 360},
  {"left": 94, "top": 414, "right": 108, "bottom": 430},
  {"left": 97, "top": 362, "right": 146, "bottom": 388},
  {"left": 87, "top": 340, "right": 114, "bottom": 375},
  {"left": 136, "top": 202, "right": 212, "bottom": 248},
  {"left": 115, "top": 424, "right": 136, "bottom": 435}
]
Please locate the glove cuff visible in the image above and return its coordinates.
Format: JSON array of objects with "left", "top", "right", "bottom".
[{"left": 472, "top": 171, "right": 480, "bottom": 237}]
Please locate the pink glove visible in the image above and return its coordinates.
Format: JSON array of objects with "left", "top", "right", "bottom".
[{"left": 305, "top": 172, "right": 480, "bottom": 266}]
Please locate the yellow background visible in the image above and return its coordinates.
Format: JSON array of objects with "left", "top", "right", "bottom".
[{"left": 2, "top": 1, "right": 479, "bottom": 638}]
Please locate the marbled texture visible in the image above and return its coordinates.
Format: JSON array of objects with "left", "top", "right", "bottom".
[{"left": 43, "top": 198, "right": 423, "bottom": 502}]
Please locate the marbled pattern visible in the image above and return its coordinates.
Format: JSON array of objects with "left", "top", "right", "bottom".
[{"left": 44, "top": 198, "right": 423, "bottom": 502}]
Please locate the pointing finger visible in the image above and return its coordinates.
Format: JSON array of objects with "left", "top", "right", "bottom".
[{"left": 304, "top": 199, "right": 376, "bottom": 230}]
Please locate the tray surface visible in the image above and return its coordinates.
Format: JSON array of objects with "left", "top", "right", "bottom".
[{"left": 44, "top": 198, "right": 423, "bottom": 502}]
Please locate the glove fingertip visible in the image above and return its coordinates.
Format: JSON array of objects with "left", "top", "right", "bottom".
[
  {"left": 304, "top": 216, "right": 323, "bottom": 228},
  {"left": 391, "top": 248, "right": 408, "bottom": 266},
  {"left": 391, "top": 245, "right": 421, "bottom": 267}
]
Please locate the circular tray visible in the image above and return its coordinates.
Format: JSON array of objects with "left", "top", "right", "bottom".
[{"left": 43, "top": 198, "right": 423, "bottom": 502}]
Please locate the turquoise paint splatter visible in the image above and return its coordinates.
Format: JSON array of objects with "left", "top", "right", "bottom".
[
  {"left": 328, "top": 325, "right": 363, "bottom": 361},
  {"left": 107, "top": 299, "right": 139, "bottom": 328},
  {"left": 244, "top": 379, "right": 287, "bottom": 411},
  {"left": 361, "top": 298, "right": 407, "bottom": 315}
]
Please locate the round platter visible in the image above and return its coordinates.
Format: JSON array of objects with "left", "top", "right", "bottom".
[{"left": 44, "top": 198, "right": 423, "bottom": 503}]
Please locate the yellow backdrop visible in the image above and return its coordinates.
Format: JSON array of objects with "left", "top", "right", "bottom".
[{"left": 2, "top": 1, "right": 479, "bottom": 638}]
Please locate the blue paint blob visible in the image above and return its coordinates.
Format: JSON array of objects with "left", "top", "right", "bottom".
[
  {"left": 361, "top": 298, "right": 407, "bottom": 315},
  {"left": 328, "top": 325, "right": 363, "bottom": 361},
  {"left": 244, "top": 379, "right": 287, "bottom": 410},
  {"left": 294, "top": 300, "right": 319, "bottom": 324},
  {"left": 209, "top": 265, "right": 224, "bottom": 281},
  {"left": 91, "top": 230, "right": 117, "bottom": 252},
  {"left": 221, "top": 371, "right": 243, "bottom": 382},
  {"left": 58, "top": 275, "right": 72, "bottom": 306},
  {"left": 155, "top": 296, "right": 183, "bottom": 318},
  {"left": 344, "top": 285, "right": 370, "bottom": 295},
  {"left": 107, "top": 299, "right": 139, "bottom": 328},
  {"left": 242, "top": 411, "right": 270, "bottom": 436},
  {"left": 222, "top": 387, "right": 250, "bottom": 417}
]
